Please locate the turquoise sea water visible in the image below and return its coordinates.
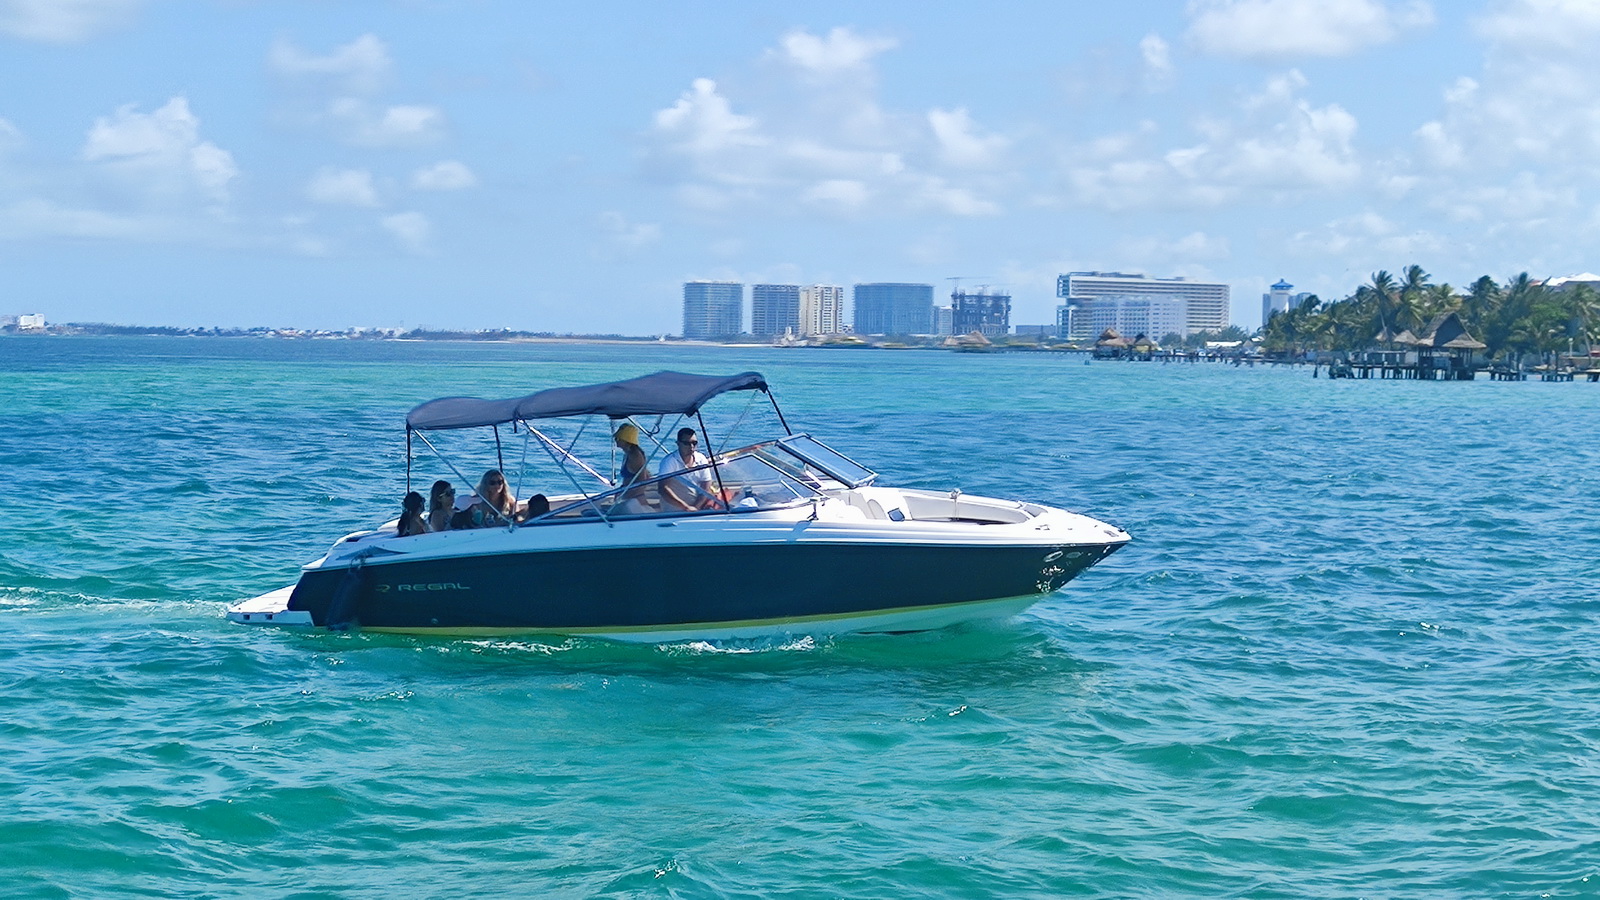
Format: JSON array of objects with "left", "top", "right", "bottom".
[{"left": 3, "top": 336, "right": 1599, "bottom": 898}]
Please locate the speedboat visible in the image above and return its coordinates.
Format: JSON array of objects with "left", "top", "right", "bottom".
[{"left": 227, "top": 371, "right": 1129, "bottom": 641}]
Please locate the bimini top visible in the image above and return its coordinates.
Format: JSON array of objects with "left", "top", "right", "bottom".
[{"left": 406, "top": 370, "right": 769, "bottom": 431}]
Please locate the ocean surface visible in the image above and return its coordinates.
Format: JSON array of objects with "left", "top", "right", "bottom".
[{"left": 2, "top": 336, "right": 1598, "bottom": 898}]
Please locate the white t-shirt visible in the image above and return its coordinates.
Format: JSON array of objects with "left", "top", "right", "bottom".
[{"left": 659, "top": 448, "right": 712, "bottom": 507}]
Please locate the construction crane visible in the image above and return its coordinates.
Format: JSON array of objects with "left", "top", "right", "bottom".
[{"left": 946, "top": 276, "right": 987, "bottom": 299}]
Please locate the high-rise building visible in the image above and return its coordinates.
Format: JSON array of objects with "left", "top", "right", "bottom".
[
  {"left": 682, "top": 281, "right": 743, "bottom": 339},
  {"left": 751, "top": 284, "right": 801, "bottom": 337},
  {"left": 1056, "top": 271, "right": 1230, "bottom": 339},
  {"left": 853, "top": 283, "right": 934, "bottom": 335},
  {"left": 1262, "top": 279, "right": 1294, "bottom": 326},
  {"left": 951, "top": 289, "right": 1011, "bottom": 337},
  {"left": 933, "top": 305, "right": 953, "bottom": 336},
  {"left": 800, "top": 284, "right": 845, "bottom": 335},
  {"left": 1055, "top": 303, "right": 1079, "bottom": 341},
  {"left": 1087, "top": 296, "right": 1188, "bottom": 342}
]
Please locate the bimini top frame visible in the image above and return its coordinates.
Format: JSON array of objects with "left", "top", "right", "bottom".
[
  {"left": 405, "top": 370, "right": 775, "bottom": 431},
  {"left": 401, "top": 371, "right": 792, "bottom": 525}
]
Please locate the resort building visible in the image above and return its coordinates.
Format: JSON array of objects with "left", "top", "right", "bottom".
[
  {"left": 933, "top": 305, "right": 953, "bottom": 336},
  {"left": 682, "top": 281, "right": 743, "bottom": 339},
  {"left": 1544, "top": 273, "right": 1600, "bottom": 292},
  {"left": 3, "top": 313, "right": 45, "bottom": 331},
  {"left": 950, "top": 288, "right": 1011, "bottom": 337},
  {"left": 1086, "top": 296, "right": 1188, "bottom": 343},
  {"left": 800, "top": 284, "right": 846, "bottom": 335},
  {"left": 751, "top": 284, "right": 801, "bottom": 337},
  {"left": 1056, "top": 271, "right": 1230, "bottom": 339},
  {"left": 1262, "top": 279, "right": 1294, "bottom": 326},
  {"left": 853, "top": 283, "right": 934, "bottom": 335}
]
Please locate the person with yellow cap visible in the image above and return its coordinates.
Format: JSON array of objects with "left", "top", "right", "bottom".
[{"left": 613, "top": 422, "right": 652, "bottom": 514}]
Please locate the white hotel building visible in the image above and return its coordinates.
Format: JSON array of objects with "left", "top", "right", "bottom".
[
  {"left": 1056, "top": 272, "right": 1231, "bottom": 341},
  {"left": 800, "top": 284, "right": 845, "bottom": 335}
]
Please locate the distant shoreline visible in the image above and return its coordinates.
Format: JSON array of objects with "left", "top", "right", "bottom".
[{"left": 0, "top": 324, "right": 1091, "bottom": 353}]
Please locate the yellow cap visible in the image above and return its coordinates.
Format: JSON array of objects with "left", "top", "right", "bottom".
[{"left": 614, "top": 423, "right": 640, "bottom": 445}]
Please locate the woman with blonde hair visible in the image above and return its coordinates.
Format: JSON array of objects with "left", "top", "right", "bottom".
[{"left": 453, "top": 469, "right": 517, "bottom": 528}]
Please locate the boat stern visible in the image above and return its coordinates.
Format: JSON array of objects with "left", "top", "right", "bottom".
[{"left": 226, "top": 585, "right": 313, "bottom": 627}]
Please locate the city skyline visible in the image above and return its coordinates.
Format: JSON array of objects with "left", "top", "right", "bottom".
[{"left": 4, "top": 2, "right": 1600, "bottom": 333}]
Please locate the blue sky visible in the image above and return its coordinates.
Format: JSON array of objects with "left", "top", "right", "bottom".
[{"left": 2, "top": 0, "right": 1596, "bottom": 333}]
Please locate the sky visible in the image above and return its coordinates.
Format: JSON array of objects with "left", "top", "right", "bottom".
[{"left": 3, "top": 0, "right": 1599, "bottom": 334}]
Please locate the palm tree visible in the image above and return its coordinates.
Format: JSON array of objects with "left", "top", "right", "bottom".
[
  {"left": 1365, "top": 270, "right": 1400, "bottom": 339},
  {"left": 1397, "top": 264, "right": 1432, "bottom": 332},
  {"left": 1562, "top": 283, "right": 1600, "bottom": 354},
  {"left": 1419, "top": 283, "right": 1457, "bottom": 324},
  {"left": 1491, "top": 273, "right": 1545, "bottom": 361},
  {"left": 1462, "top": 275, "right": 1502, "bottom": 343},
  {"left": 1324, "top": 297, "right": 1365, "bottom": 349}
]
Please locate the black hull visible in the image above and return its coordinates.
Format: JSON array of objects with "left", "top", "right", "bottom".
[{"left": 287, "top": 540, "right": 1123, "bottom": 633}]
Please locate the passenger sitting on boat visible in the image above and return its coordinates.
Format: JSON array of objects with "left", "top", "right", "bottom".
[
  {"left": 427, "top": 480, "right": 455, "bottom": 532},
  {"left": 518, "top": 493, "right": 550, "bottom": 522},
  {"left": 613, "top": 423, "right": 652, "bottom": 514},
  {"left": 451, "top": 469, "right": 516, "bottom": 528},
  {"left": 397, "top": 491, "right": 429, "bottom": 537},
  {"left": 660, "top": 427, "right": 720, "bottom": 511}
]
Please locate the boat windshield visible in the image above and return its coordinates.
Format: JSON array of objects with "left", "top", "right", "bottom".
[
  {"left": 535, "top": 448, "right": 822, "bottom": 522},
  {"left": 773, "top": 435, "right": 877, "bottom": 488}
]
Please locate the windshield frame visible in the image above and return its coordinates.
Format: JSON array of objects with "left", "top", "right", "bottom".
[{"left": 523, "top": 446, "right": 824, "bottom": 525}]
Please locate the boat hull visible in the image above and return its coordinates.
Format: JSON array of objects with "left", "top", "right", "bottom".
[{"left": 278, "top": 537, "right": 1123, "bottom": 641}]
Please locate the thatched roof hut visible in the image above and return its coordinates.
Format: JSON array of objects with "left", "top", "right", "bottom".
[
  {"left": 1095, "top": 328, "right": 1130, "bottom": 348},
  {"left": 1374, "top": 324, "right": 1419, "bottom": 346},
  {"left": 1414, "top": 312, "right": 1485, "bottom": 350}
]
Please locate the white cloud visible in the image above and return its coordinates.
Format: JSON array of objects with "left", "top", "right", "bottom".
[
  {"left": 1413, "top": 119, "right": 1463, "bottom": 168},
  {"left": 653, "top": 78, "right": 765, "bottom": 160},
  {"left": 1186, "top": 0, "right": 1435, "bottom": 60},
  {"left": 910, "top": 176, "right": 1001, "bottom": 216},
  {"left": 269, "top": 34, "right": 391, "bottom": 94},
  {"left": 0, "top": 198, "right": 148, "bottom": 239},
  {"left": 411, "top": 160, "right": 477, "bottom": 191},
  {"left": 928, "top": 108, "right": 1009, "bottom": 168},
  {"left": 646, "top": 37, "right": 1009, "bottom": 220},
  {"left": 0, "top": 116, "right": 22, "bottom": 152},
  {"left": 1141, "top": 33, "right": 1174, "bottom": 89},
  {"left": 802, "top": 179, "right": 871, "bottom": 212},
  {"left": 1475, "top": 0, "right": 1600, "bottom": 51},
  {"left": 324, "top": 98, "right": 445, "bottom": 147},
  {"left": 381, "top": 211, "right": 431, "bottom": 254},
  {"left": 1429, "top": 171, "right": 1576, "bottom": 225},
  {"left": 1060, "top": 69, "right": 1358, "bottom": 211},
  {"left": 775, "top": 27, "right": 897, "bottom": 77},
  {"left": 306, "top": 168, "right": 379, "bottom": 207},
  {"left": 1411, "top": 2, "right": 1600, "bottom": 172},
  {"left": 270, "top": 35, "right": 446, "bottom": 147},
  {"left": 1117, "top": 230, "right": 1232, "bottom": 263},
  {"left": 1286, "top": 210, "right": 1444, "bottom": 259},
  {"left": 0, "top": 0, "right": 137, "bottom": 43},
  {"left": 81, "top": 97, "right": 237, "bottom": 203},
  {"left": 597, "top": 211, "right": 660, "bottom": 252}
]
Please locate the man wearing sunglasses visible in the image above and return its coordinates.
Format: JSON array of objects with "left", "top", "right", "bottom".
[{"left": 659, "top": 427, "right": 719, "bottom": 511}]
